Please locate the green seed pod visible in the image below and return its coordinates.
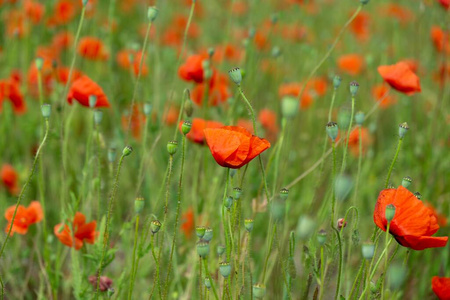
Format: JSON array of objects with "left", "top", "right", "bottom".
[
  {"left": 197, "top": 240, "right": 210, "bottom": 258},
  {"left": 82, "top": 0, "right": 89, "bottom": 7},
  {"left": 134, "top": 197, "right": 145, "bottom": 214},
  {"left": 244, "top": 219, "right": 254, "bottom": 233},
  {"left": 147, "top": 6, "right": 159, "bottom": 22},
  {"left": 385, "top": 204, "right": 396, "bottom": 222},
  {"left": 219, "top": 262, "right": 232, "bottom": 278},
  {"left": 333, "top": 75, "right": 342, "bottom": 89},
  {"left": 167, "top": 141, "right": 178, "bottom": 155},
  {"left": 360, "top": 0, "right": 370, "bottom": 4},
  {"left": 355, "top": 111, "right": 365, "bottom": 126},
  {"left": 279, "top": 188, "right": 289, "bottom": 201},
  {"left": 150, "top": 220, "right": 162, "bottom": 234},
  {"left": 361, "top": 243, "right": 375, "bottom": 259},
  {"left": 398, "top": 122, "right": 409, "bottom": 139},
  {"left": 143, "top": 102, "right": 152, "bottom": 116},
  {"left": 203, "top": 228, "right": 213, "bottom": 242},
  {"left": 94, "top": 110, "right": 103, "bottom": 125},
  {"left": 281, "top": 96, "right": 299, "bottom": 119},
  {"left": 181, "top": 121, "right": 192, "bottom": 135},
  {"left": 195, "top": 226, "right": 206, "bottom": 239},
  {"left": 252, "top": 283, "right": 266, "bottom": 299},
  {"left": 326, "top": 122, "right": 339, "bottom": 142},
  {"left": 224, "top": 196, "right": 233, "bottom": 210},
  {"left": 35, "top": 57, "right": 44, "bottom": 71},
  {"left": 207, "top": 47, "right": 215, "bottom": 58},
  {"left": 217, "top": 245, "right": 225, "bottom": 256},
  {"left": 401, "top": 176, "right": 412, "bottom": 188},
  {"left": 317, "top": 229, "right": 327, "bottom": 246},
  {"left": 271, "top": 46, "right": 282, "bottom": 58},
  {"left": 349, "top": 81, "right": 359, "bottom": 96},
  {"left": 122, "top": 146, "right": 133, "bottom": 157},
  {"left": 228, "top": 67, "right": 242, "bottom": 86},
  {"left": 184, "top": 96, "right": 194, "bottom": 118},
  {"left": 41, "top": 104, "right": 51, "bottom": 119},
  {"left": 89, "top": 95, "right": 97, "bottom": 108},
  {"left": 204, "top": 277, "right": 211, "bottom": 289},
  {"left": 233, "top": 187, "right": 242, "bottom": 200}
]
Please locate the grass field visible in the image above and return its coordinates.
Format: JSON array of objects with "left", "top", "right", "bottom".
[{"left": 0, "top": 0, "right": 449, "bottom": 299}]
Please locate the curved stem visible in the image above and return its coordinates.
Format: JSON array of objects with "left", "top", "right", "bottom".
[{"left": 384, "top": 138, "right": 403, "bottom": 188}]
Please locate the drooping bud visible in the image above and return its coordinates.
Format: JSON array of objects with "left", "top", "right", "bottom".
[
  {"left": 244, "top": 219, "right": 254, "bottom": 233},
  {"left": 195, "top": 226, "right": 206, "bottom": 239},
  {"left": 401, "top": 176, "right": 412, "bottom": 188},
  {"left": 355, "top": 111, "right": 365, "bottom": 126},
  {"left": 181, "top": 121, "right": 192, "bottom": 135},
  {"left": 41, "top": 104, "right": 51, "bottom": 118},
  {"left": 252, "top": 284, "right": 266, "bottom": 299},
  {"left": 333, "top": 75, "right": 342, "bottom": 89},
  {"left": 89, "top": 95, "right": 97, "bottom": 108},
  {"left": 147, "top": 6, "right": 158, "bottom": 22},
  {"left": 197, "top": 240, "right": 210, "bottom": 258},
  {"left": 398, "top": 122, "right": 409, "bottom": 139},
  {"left": 150, "top": 220, "right": 162, "bottom": 234},
  {"left": 279, "top": 188, "right": 289, "bottom": 201},
  {"left": 349, "top": 81, "right": 359, "bottom": 96},
  {"left": 184, "top": 95, "right": 194, "bottom": 117},
  {"left": 94, "top": 110, "right": 103, "bottom": 125},
  {"left": 219, "top": 262, "right": 232, "bottom": 278},
  {"left": 228, "top": 68, "right": 242, "bottom": 86},
  {"left": 203, "top": 228, "right": 213, "bottom": 242},
  {"left": 134, "top": 197, "right": 145, "bottom": 214},
  {"left": 122, "top": 146, "right": 133, "bottom": 157},
  {"left": 167, "top": 141, "right": 178, "bottom": 155},
  {"left": 326, "top": 122, "right": 339, "bottom": 141},
  {"left": 385, "top": 204, "right": 396, "bottom": 222},
  {"left": 337, "top": 218, "right": 347, "bottom": 230},
  {"left": 361, "top": 243, "right": 375, "bottom": 259},
  {"left": 317, "top": 229, "right": 327, "bottom": 246},
  {"left": 281, "top": 96, "right": 298, "bottom": 119}
]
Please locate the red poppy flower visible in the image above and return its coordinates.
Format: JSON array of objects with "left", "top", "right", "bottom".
[
  {"left": 371, "top": 84, "right": 397, "bottom": 109},
  {"left": 179, "top": 118, "right": 224, "bottom": 145},
  {"left": 25, "top": 0, "right": 45, "bottom": 24},
  {"left": 438, "top": 0, "right": 450, "bottom": 10},
  {"left": 204, "top": 126, "right": 270, "bottom": 169},
  {"left": 56, "top": 66, "right": 83, "bottom": 85},
  {"left": 425, "top": 202, "right": 448, "bottom": 227},
  {"left": 178, "top": 54, "right": 207, "bottom": 83},
  {"left": 78, "top": 37, "right": 109, "bottom": 61},
  {"left": 181, "top": 207, "right": 195, "bottom": 239},
  {"left": 54, "top": 212, "right": 97, "bottom": 250},
  {"left": 431, "top": 26, "right": 449, "bottom": 53},
  {"left": 347, "top": 127, "right": 372, "bottom": 156},
  {"left": 259, "top": 108, "right": 279, "bottom": 135},
  {"left": 67, "top": 75, "right": 110, "bottom": 107},
  {"left": 337, "top": 54, "right": 365, "bottom": 76},
  {"left": 0, "top": 79, "right": 26, "bottom": 114},
  {"left": 121, "top": 105, "right": 146, "bottom": 140},
  {"left": 52, "top": 0, "right": 77, "bottom": 26},
  {"left": 278, "top": 82, "right": 314, "bottom": 109},
  {"left": 4, "top": 201, "right": 43, "bottom": 236},
  {"left": 374, "top": 186, "right": 448, "bottom": 250},
  {"left": 1, "top": 164, "right": 19, "bottom": 195},
  {"left": 381, "top": 4, "right": 414, "bottom": 25},
  {"left": 350, "top": 11, "right": 370, "bottom": 41},
  {"left": 116, "top": 49, "right": 149, "bottom": 77},
  {"left": 52, "top": 31, "right": 73, "bottom": 51},
  {"left": 378, "top": 62, "right": 421, "bottom": 95},
  {"left": 432, "top": 276, "right": 450, "bottom": 300}
]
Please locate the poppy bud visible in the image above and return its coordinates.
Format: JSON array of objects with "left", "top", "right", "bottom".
[
  {"left": 147, "top": 6, "right": 158, "bottom": 22},
  {"left": 203, "top": 228, "right": 213, "bottom": 242},
  {"left": 401, "top": 176, "right": 412, "bottom": 188},
  {"left": 385, "top": 204, "right": 396, "bottom": 222},
  {"left": 35, "top": 57, "right": 44, "bottom": 71},
  {"left": 335, "top": 174, "right": 353, "bottom": 201},
  {"left": 122, "top": 146, "right": 133, "bottom": 157},
  {"left": 219, "top": 262, "right": 232, "bottom": 278},
  {"left": 244, "top": 219, "right": 254, "bottom": 233},
  {"left": 134, "top": 197, "right": 144, "bottom": 214},
  {"left": 296, "top": 215, "right": 316, "bottom": 240},
  {"left": 41, "top": 104, "right": 51, "bottom": 119},
  {"left": 228, "top": 68, "right": 242, "bottom": 86},
  {"left": 271, "top": 46, "right": 282, "bottom": 58},
  {"left": 281, "top": 96, "right": 299, "bottom": 119},
  {"left": 252, "top": 283, "right": 266, "bottom": 299},
  {"left": 82, "top": 0, "right": 89, "bottom": 6},
  {"left": 94, "top": 110, "right": 103, "bottom": 125},
  {"left": 89, "top": 95, "right": 97, "bottom": 108},
  {"left": 224, "top": 196, "right": 233, "bottom": 209},
  {"left": 355, "top": 111, "right": 365, "bottom": 126},
  {"left": 338, "top": 108, "right": 351, "bottom": 130},
  {"left": 398, "top": 122, "right": 409, "bottom": 139},
  {"left": 207, "top": 47, "right": 215, "bottom": 58},
  {"left": 414, "top": 192, "right": 422, "bottom": 200},
  {"left": 150, "top": 220, "right": 161, "bottom": 234},
  {"left": 181, "top": 121, "right": 192, "bottom": 135},
  {"left": 197, "top": 240, "right": 210, "bottom": 258},
  {"left": 233, "top": 187, "right": 242, "bottom": 200},
  {"left": 317, "top": 229, "right": 327, "bottom": 246},
  {"left": 360, "top": 0, "right": 370, "bottom": 4},
  {"left": 144, "top": 102, "right": 152, "bottom": 116},
  {"left": 337, "top": 218, "right": 347, "bottom": 230},
  {"left": 184, "top": 97, "right": 194, "bottom": 117},
  {"left": 349, "top": 81, "right": 359, "bottom": 96},
  {"left": 204, "top": 278, "right": 211, "bottom": 289},
  {"left": 217, "top": 244, "right": 226, "bottom": 256},
  {"left": 361, "top": 243, "right": 375, "bottom": 259},
  {"left": 167, "top": 141, "right": 178, "bottom": 155},
  {"left": 279, "top": 188, "right": 289, "bottom": 201},
  {"left": 326, "top": 122, "right": 339, "bottom": 141},
  {"left": 196, "top": 226, "right": 206, "bottom": 238},
  {"left": 108, "top": 147, "right": 116, "bottom": 163},
  {"left": 333, "top": 75, "right": 342, "bottom": 89}
]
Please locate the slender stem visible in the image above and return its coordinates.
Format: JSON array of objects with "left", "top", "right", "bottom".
[
  {"left": 149, "top": 234, "right": 161, "bottom": 300},
  {"left": 222, "top": 169, "right": 231, "bottom": 261},
  {"left": 203, "top": 258, "right": 219, "bottom": 300},
  {"left": 352, "top": 126, "right": 363, "bottom": 205},
  {"left": 331, "top": 141, "right": 337, "bottom": 222},
  {"left": 348, "top": 261, "right": 365, "bottom": 300},
  {"left": 381, "top": 222, "right": 391, "bottom": 300},
  {"left": 128, "top": 215, "right": 140, "bottom": 300},
  {"left": 262, "top": 223, "right": 277, "bottom": 283},
  {"left": 384, "top": 138, "right": 403, "bottom": 188},
  {"left": 318, "top": 246, "right": 325, "bottom": 300},
  {"left": 340, "top": 95, "right": 355, "bottom": 175},
  {"left": 199, "top": 257, "right": 203, "bottom": 300},
  {"left": 332, "top": 227, "right": 343, "bottom": 300}
]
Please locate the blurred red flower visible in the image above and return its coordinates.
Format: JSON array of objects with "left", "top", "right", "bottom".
[
  {"left": 338, "top": 54, "right": 365, "bottom": 76},
  {"left": 0, "top": 79, "right": 26, "bottom": 114},
  {"left": 78, "top": 37, "right": 109, "bottom": 61},
  {"left": 178, "top": 54, "right": 207, "bottom": 83},
  {"left": 378, "top": 62, "right": 421, "bottom": 95},
  {"left": 179, "top": 118, "right": 224, "bottom": 145},
  {"left": 1, "top": 164, "right": 19, "bottom": 195},
  {"left": 432, "top": 276, "right": 450, "bottom": 300},
  {"left": 67, "top": 75, "right": 110, "bottom": 107},
  {"left": 54, "top": 212, "right": 97, "bottom": 250},
  {"left": 181, "top": 207, "right": 195, "bottom": 239},
  {"left": 371, "top": 84, "right": 397, "bottom": 109},
  {"left": 4, "top": 201, "right": 43, "bottom": 236}
]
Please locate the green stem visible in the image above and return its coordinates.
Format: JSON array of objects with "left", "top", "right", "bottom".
[
  {"left": 352, "top": 126, "right": 363, "bottom": 205},
  {"left": 384, "top": 138, "right": 403, "bottom": 188},
  {"left": 149, "top": 234, "right": 161, "bottom": 300},
  {"left": 222, "top": 169, "right": 231, "bottom": 261},
  {"left": 318, "top": 246, "right": 325, "bottom": 300},
  {"left": 381, "top": 222, "right": 391, "bottom": 300},
  {"left": 331, "top": 141, "right": 337, "bottom": 222},
  {"left": 262, "top": 223, "right": 277, "bottom": 283},
  {"left": 128, "top": 215, "right": 140, "bottom": 300},
  {"left": 203, "top": 258, "right": 219, "bottom": 300},
  {"left": 340, "top": 96, "right": 355, "bottom": 175}
]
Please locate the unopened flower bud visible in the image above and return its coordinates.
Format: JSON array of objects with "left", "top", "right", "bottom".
[
  {"left": 41, "top": 104, "right": 51, "bottom": 118},
  {"left": 233, "top": 187, "right": 242, "bottom": 200},
  {"left": 228, "top": 68, "right": 242, "bottom": 86},
  {"left": 122, "top": 146, "right": 133, "bottom": 157},
  {"left": 196, "top": 226, "right": 206, "bottom": 238},
  {"left": 197, "top": 240, "right": 210, "bottom": 258},
  {"left": 252, "top": 284, "right": 266, "bottom": 299},
  {"left": 167, "top": 141, "right": 178, "bottom": 155},
  {"left": 219, "top": 262, "right": 232, "bottom": 278},
  {"left": 401, "top": 176, "right": 412, "bottom": 188},
  {"left": 337, "top": 218, "right": 347, "bottom": 230},
  {"left": 224, "top": 196, "right": 233, "bottom": 209},
  {"left": 398, "top": 122, "right": 409, "bottom": 139},
  {"left": 279, "top": 188, "right": 289, "bottom": 201},
  {"left": 184, "top": 96, "right": 194, "bottom": 117},
  {"left": 333, "top": 75, "right": 342, "bottom": 89},
  {"left": 385, "top": 204, "right": 396, "bottom": 222},
  {"left": 204, "top": 278, "right": 211, "bottom": 289},
  {"left": 317, "top": 229, "right": 327, "bottom": 246},
  {"left": 144, "top": 102, "right": 152, "bottom": 116},
  {"left": 181, "top": 121, "right": 192, "bottom": 135},
  {"left": 203, "top": 228, "right": 213, "bottom": 242},
  {"left": 89, "top": 95, "right": 97, "bottom": 108},
  {"left": 271, "top": 46, "right": 282, "bottom": 58},
  {"left": 414, "top": 192, "right": 422, "bottom": 200},
  {"left": 349, "top": 81, "right": 359, "bottom": 96},
  {"left": 326, "top": 122, "right": 339, "bottom": 141},
  {"left": 281, "top": 96, "right": 298, "bottom": 119},
  {"left": 147, "top": 6, "right": 158, "bottom": 22},
  {"left": 362, "top": 243, "right": 375, "bottom": 259},
  {"left": 244, "top": 219, "right": 254, "bottom": 233},
  {"left": 134, "top": 197, "right": 145, "bottom": 214},
  {"left": 35, "top": 57, "right": 44, "bottom": 71},
  {"left": 94, "top": 110, "right": 103, "bottom": 125},
  {"left": 82, "top": 0, "right": 88, "bottom": 6},
  {"left": 150, "top": 220, "right": 161, "bottom": 234},
  {"left": 355, "top": 111, "right": 365, "bottom": 126}
]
